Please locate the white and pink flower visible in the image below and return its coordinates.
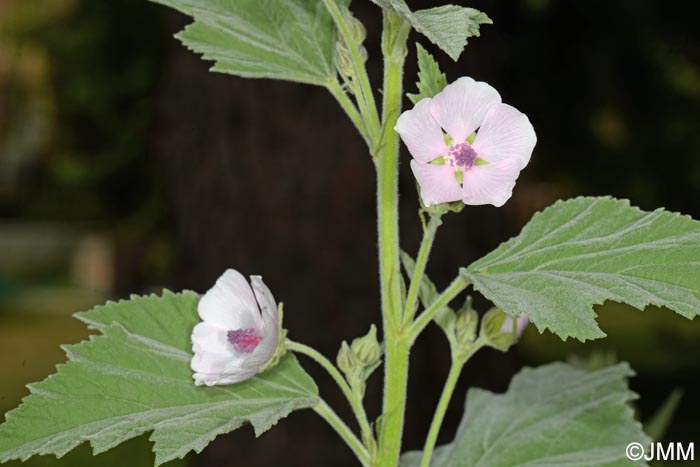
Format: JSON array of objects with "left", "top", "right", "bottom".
[
  {"left": 396, "top": 77, "right": 537, "bottom": 207},
  {"left": 191, "top": 269, "right": 280, "bottom": 386}
]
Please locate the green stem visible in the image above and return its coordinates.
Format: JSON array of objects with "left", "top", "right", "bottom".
[
  {"left": 402, "top": 213, "right": 443, "bottom": 326},
  {"left": 419, "top": 342, "right": 484, "bottom": 467},
  {"left": 320, "top": 0, "right": 381, "bottom": 147},
  {"left": 419, "top": 359, "right": 463, "bottom": 467},
  {"left": 409, "top": 276, "right": 470, "bottom": 344},
  {"left": 286, "top": 340, "right": 374, "bottom": 450},
  {"left": 376, "top": 10, "right": 410, "bottom": 467},
  {"left": 327, "top": 78, "right": 369, "bottom": 146},
  {"left": 314, "top": 400, "right": 371, "bottom": 467}
]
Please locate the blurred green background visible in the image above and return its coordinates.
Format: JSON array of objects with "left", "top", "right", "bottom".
[{"left": 1, "top": 0, "right": 699, "bottom": 466}]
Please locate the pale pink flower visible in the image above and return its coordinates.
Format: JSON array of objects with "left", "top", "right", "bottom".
[
  {"left": 395, "top": 77, "right": 536, "bottom": 207},
  {"left": 191, "top": 269, "right": 279, "bottom": 386}
]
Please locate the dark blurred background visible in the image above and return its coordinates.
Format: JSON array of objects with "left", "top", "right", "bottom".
[{"left": 1, "top": 0, "right": 699, "bottom": 466}]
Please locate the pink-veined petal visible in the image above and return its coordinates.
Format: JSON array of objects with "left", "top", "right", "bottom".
[
  {"left": 198, "top": 269, "right": 262, "bottom": 333},
  {"left": 410, "top": 160, "right": 464, "bottom": 207},
  {"left": 461, "top": 159, "right": 523, "bottom": 207},
  {"left": 243, "top": 276, "right": 279, "bottom": 370},
  {"left": 472, "top": 103, "right": 536, "bottom": 170},
  {"left": 430, "top": 77, "right": 501, "bottom": 144},
  {"left": 395, "top": 98, "right": 448, "bottom": 163}
]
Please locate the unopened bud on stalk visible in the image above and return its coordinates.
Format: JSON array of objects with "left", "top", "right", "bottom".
[
  {"left": 336, "top": 341, "right": 357, "bottom": 375},
  {"left": 347, "top": 12, "right": 367, "bottom": 43},
  {"left": 455, "top": 307, "right": 478, "bottom": 346},
  {"left": 480, "top": 308, "right": 519, "bottom": 352},
  {"left": 351, "top": 325, "right": 381, "bottom": 367},
  {"left": 335, "top": 43, "right": 355, "bottom": 78}
]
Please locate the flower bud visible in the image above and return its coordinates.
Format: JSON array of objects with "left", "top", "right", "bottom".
[
  {"left": 347, "top": 13, "right": 367, "bottom": 44},
  {"left": 455, "top": 307, "right": 478, "bottom": 346},
  {"left": 335, "top": 43, "right": 355, "bottom": 78},
  {"left": 350, "top": 325, "right": 381, "bottom": 367},
  {"left": 480, "top": 307, "right": 518, "bottom": 352},
  {"left": 336, "top": 341, "right": 357, "bottom": 375}
]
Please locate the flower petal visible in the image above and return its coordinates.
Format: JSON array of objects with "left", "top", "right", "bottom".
[
  {"left": 243, "top": 276, "right": 279, "bottom": 370},
  {"left": 472, "top": 103, "right": 536, "bottom": 170},
  {"left": 191, "top": 321, "right": 231, "bottom": 354},
  {"left": 192, "top": 350, "right": 249, "bottom": 386},
  {"left": 198, "top": 269, "right": 262, "bottom": 332},
  {"left": 430, "top": 77, "right": 501, "bottom": 144},
  {"left": 410, "top": 160, "right": 464, "bottom": 207},
  {"left": 461, "top": 159, "right": 522, "bottom": 207},
  {"left": 395, "top": 98, "right": 448, "bottom": 163}
]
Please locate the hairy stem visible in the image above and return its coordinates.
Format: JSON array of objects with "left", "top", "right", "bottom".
[
  {"left": 419, "top": 342, "right": 484, "bottom": 467},
  {"left": 376, "top": 10, "right": 410, "bottom": 467},
  {"left": 409, "top": 276, "right": 470, "bottom": 344},
  {"left": 314, "top": 400, "right": 371, "bottom": 467},
  {"left": 287, "top": 340, "right": 374, "bottom": 451},
  {"left": 321, "top": 0, "right": 381, "bottom": 147},
  {"left": 327, "top": 78, "right": 369, "bottom": 146},
  {"left": 402, "top": 213, "right": 443, "bottom": 326}
]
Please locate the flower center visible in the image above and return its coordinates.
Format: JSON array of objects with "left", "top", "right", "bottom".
[
  {"left": 227, "top": 328, "right": 263, "bottom": 353},
  {"left": 448, "top": 143, "right": 477, "bottom": 169}
]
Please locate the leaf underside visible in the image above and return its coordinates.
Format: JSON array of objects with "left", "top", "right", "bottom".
[
  {"left": 464, "top": 196, "right": 700, "bottom": 341},
  {"left": 151, "top": 0, "right": 339, "bottom": 86},
  {"left": 0, "top": 291, "right": 319, "bottom": 466},
  {"left": 370, "top": 0, "right": 491, "bottom": 61},
  {"left": 401, "top": 363, "right": 650, "bottom": 467}
]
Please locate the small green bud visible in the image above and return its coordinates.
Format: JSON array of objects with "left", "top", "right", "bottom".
[
  {"left": 335, "top": 43, "right": 355, "bottom": 78},
  {"left": 350, "top": 325, "right": 382, "bottom": 367},
  {"left": 455, "top": 307, "right": 478, "bottom": 346},
  {"left": 480, "top": 307, "right": 517, "bottom": 352},
  {"left": 347, "top": 13, "right": 367, "bottom": 43},
  {"left": 337, "top": 341, "right": 357, "bottom": 375}
]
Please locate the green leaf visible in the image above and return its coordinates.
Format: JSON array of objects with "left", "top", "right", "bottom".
[
  {"left": 150, "top": 0, "right": 340, "bottom": 86},
  {"left": 0, "top": 291, "right": 319, "bottom": 466},
  {"left": 463, "top": 197, "right": 700, "bottom": 341},
  {"left": 407, "top": 43, "right": 447, "bottom": 104},
  {"left": 370, "top": 1, "right": 491, "bottom": 60},
  {"left": 401, "top": 363, "right": 650, "bottom": 467}
]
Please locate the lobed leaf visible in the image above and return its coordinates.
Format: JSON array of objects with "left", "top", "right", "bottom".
[
  {"left": 463, "top": 197, "right": 700, "bottom": 341},
  {"left": 0, "top": 291, "right": 319, "bottom": 466},
  {"left": 370, "top": 0, "right": 491, "bottom": 60},
  {"left": 151, "top": 0, "right": 340, "bottom": 85},
  {"left": 407, "top": 43, "right": 448, "bottom": 104},
  {"left": 401, "top": 363, "right": 649, "bottom": 467}
]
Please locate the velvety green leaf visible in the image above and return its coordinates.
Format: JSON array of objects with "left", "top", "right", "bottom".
[
  {"left": 407, "top": 43, "right": 447, "bottom": 104},
  {"left": 371, "top": 0, "right": 491, "bottom": 60},
  {"left": 151, "top": 0, "right": 339, "bottom": 85},
  {"left": 0, "top": 292, "right": 319, "bottom": 466},
  {"left": 401, "top": 363, "right": 649, "bottom": 467},
  {"left": 463, "top": 197, "right": 700, "bottom": 341}
]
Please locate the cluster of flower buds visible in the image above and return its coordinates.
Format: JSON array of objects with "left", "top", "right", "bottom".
[
  {"left": 337, "top": 325, "right": 382, "bottom": 398},
  {"left": 335, "top": 7, "right": 368, "bottom": 80},
  {"left": 436, "top": 295, "right": 528, "bottom": 359}
]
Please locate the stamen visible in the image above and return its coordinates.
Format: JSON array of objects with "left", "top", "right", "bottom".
[
  {"left": 227, "top": 328, "right": 263, "bottom": 353},
  {"left": 448, "top": 143, "right": 478, "bottom": 169}
]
